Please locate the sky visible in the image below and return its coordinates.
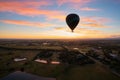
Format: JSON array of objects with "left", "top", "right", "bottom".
[{"left": 0, "top": 0, "right": 120, "bottom": 39}]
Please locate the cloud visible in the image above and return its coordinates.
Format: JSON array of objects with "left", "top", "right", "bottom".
[
  {"left": 0, "top": 1, "right": 51, "bottom": 9},
  {"left": 0, "top": 0, "right": 100, "bottom": 22},
  {"left": 109, "top": 34, "right": 120, "bottom": 38},
  {"left": 54, "top": 27, "right": 102, "bottom": 34},
  {"left": 57, "top": 0, "right": 100, "bottom": 12},
  {"left": 73, "top": 28, "right": 120, "bottom": 39},
  {"left": 1, "top": 25, "right": 119, "bottom": 39},
  {"left": 0, "top": 1, "right": 65, "bottom": 21},
  {"left": 57, "top": 0, "right": 96, "bottom": 11},
  {"left": 53, "top": 27, "right": 120, "bottom": 39},
  {"left": 80, "top": 7, "right": 99, "bottom": 11},
  {"left": 44, "top": 27, "right": 113, "bottom": 39},
  {"left": 80, "top": 17, "right": 111, "bottom": 28},
  {"left": 74, "top": 28, "right": 102, "bottom": 34},
  {"left": 0, "top": 20, "right": 55, "bottom": 27},
  {"left": 55, "top": 27, "right": 65, "bottom": 30},
  {"left": 57, "top": 0, "right": 92, "bottom": 6},
  {"left": 1, "top": 32, "right": 119, "bottom": 39},
  {"left": 53, "top": 16, "right": 111, "bottom": 28},
  {"left": 81, "top": 17, "right": 110, "bottom": 23},
  {"left": 80, "top": 23, "right": 108, "bottom": 28}
]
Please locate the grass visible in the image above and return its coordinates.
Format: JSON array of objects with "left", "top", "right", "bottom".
[
  {"left": 0, "top": 45, "right": 63, "bottom": 50},
  {"left": 24, "top": 61, "right": 65, "bottom": 77},
  {"left": 57, "top": 64, "right": 120, "bottom": 80},
  {"left": 0, "top": 48, "right": 120, "bottom": 80},
  {"left": 0, "top": 49, "right": 38, "bottom": 77}
]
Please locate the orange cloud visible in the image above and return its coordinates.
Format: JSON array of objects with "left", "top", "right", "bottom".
[
  {"left": 82, "top": 17, "right": 97, "bottom": 23},
  {"left": 74, "top": 28, "right": 102, "bottom": 34},
  {"left": 81, "top": 17, "right": 110, "bottom": 23},
  {"left": 0, "top": 20, "right": 55, "bottom": 27},
  {"left": 1, "top": 26, "right": 119, "bottom": 39},
  {"left": 1, "top": 33, "right": 119, "bottom": 39},
  {"left": 80, "top": 17, "right": 111, "bottom": 28},
  {"left": 54, "top": 27, "right": 102, "bottom": 34},
  {"left": 14, "top": 8, "right": 64, "bottom": 20},
  {"left": 55, "top": 27, "right": 65, "bottom": 30},
  {"left": 80, "top": 7, "right": 99, "bottom": 11},
  {"left": 0, "top": 1, "right": 51, "bottom": 9},
  {"left": 39, "top": 27, "right": 115, "bottom": 39},
  {"left": 110, "top": 34, "right": 120, "bottom": 38},
  {"left": 73, "top": 28, "right": 120, "bottom": 39},
  {"left": 0, "top": 1, "right": 65, "bottom": 20},
  {"left": 80, "top": 23, "right": 108, "bottom": 28}
]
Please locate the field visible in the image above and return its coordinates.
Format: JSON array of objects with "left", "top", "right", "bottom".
[{"left": 0, "top": 39, "right": 120, "bottom": 80}]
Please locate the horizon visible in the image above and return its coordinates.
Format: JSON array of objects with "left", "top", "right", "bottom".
[
  {"left": 0, "top": 38, "right": 120, "bottom": 40},
  {"left": 0, "top": 0, "right": 120, "bottom": 39}
]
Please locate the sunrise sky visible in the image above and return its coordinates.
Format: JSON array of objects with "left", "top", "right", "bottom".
[{"left": 0, "top": 0, "right": 120, "bottom": 39}]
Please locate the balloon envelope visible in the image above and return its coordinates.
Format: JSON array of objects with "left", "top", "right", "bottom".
[{"left": 66, "top": 14, "right": 80, "bottom": 32}]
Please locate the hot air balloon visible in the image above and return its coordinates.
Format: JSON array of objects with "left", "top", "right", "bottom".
[{"left": 66, "top": 14, "right": 80, "bottom": 32}]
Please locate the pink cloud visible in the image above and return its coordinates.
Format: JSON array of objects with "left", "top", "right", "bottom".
[
  {"left": 82, "top": 17, "right": 110, "bottom": 23},
  {"left": 0, "top": 20, "right": 55, "bottom": 27},
  {"left": 80, "top": 7, "right": 99, "bottom": 11},
  {"left": 0, "top": 1, "right": 48, "bottom": 12},
  {"left": 57, "top": 0, "right": 94, "bottom": 10},
  {"left": 80, "top": 17, "right": 111, "bottom": 28},
  {"left": 0, "top": 1, "right": 65, "bottom": 21},
  {"left": 0, "top": 1, "right": 51, "bottom": 8},
  {"left": 57, "top": 0, "right": 101, "bottom": 12},
  {"left": 57, "top": 0, "right": 91, "bottom": 6},
  {"left": 82, "top": 17, "right": 97, "bottom": 23}
]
